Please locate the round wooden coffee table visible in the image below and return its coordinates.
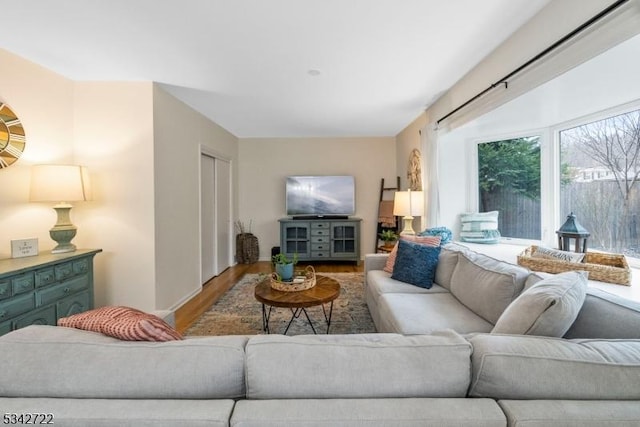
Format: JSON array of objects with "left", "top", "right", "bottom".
[{"left": 254, "top": 275, "right": 341, "bottom": 335}]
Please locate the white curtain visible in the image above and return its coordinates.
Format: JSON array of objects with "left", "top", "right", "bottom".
[{"left": 421, "top": 122, "right": 440, "bottom": 227}]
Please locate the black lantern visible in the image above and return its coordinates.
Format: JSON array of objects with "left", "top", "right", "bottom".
[{"left": 556, "top": 212, "right": 590, "bottom": 253}]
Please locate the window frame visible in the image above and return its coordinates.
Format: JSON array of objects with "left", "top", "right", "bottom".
[
  {"left": 466, "top": 98, "right": 640, "bottom": 266},
  {"left": 468, "top": 127, "right": 551, "bottom": 247},
  {"left": 551, "top": 98, "right": 640, "bottom": 267}
]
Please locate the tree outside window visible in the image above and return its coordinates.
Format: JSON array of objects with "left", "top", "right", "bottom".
[
  {"left": 560, "top": 108, "right": 640, "bottom": 257},
  {"left": 477, "top": 136, "right": 541, "bottom": 240}
]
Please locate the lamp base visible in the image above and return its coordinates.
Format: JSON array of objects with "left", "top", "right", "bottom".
[
  {"left": 50, "top": 203, "right": 77, "bottom": 254},
  {"left": 399, "top": 216, "right": 416, "bottom": 236},
  {"left": 50, "top": 225, "right": 77, "bottom": 253}
]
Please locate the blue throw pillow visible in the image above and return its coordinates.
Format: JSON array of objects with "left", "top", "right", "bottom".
[
  {"left": 419, "top": 226, "right": 453, "bottom": 244},
  {"left": 391, "top": 239, "right": 441, "bottom": 289}
]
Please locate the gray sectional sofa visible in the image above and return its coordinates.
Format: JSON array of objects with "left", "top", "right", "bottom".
[
  {"left": 2, "top": 324, "right": 640, "bottom": 426},
  {"left": 1, "top": 242, "right": 640, "bottom": 426},
  {"left": 365, "top": 242, "right": 640, "bottom": 339}
]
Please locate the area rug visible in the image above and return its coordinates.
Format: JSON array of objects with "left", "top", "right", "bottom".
[{"left": 185, "top": 272, "right": 376, "bottom": 336}]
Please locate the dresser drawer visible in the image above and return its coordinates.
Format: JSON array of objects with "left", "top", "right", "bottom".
[
  {"left": 0, "top": 281, "right": 10, "bottom": 300},
  {"left": 311, "top": 229, "right": 329, "bottom": 237},
  {"left": 311, "top": 222, "right": 330, "bottom": 229},
  {"left": 55, "top": 262, "right": 75, "bottom": 281},
  {"left": 0, "top": 319, "right": 12, "bottom": 335},
  {"left": 13, "top": 306, "right": 56, "bottom": 329},
  {"left": 311, "top": 236, "right": 329, "bottom": 244},
  {"left": 73, "top": 258, "right": 90, "bottom": 275},
  {"left": 37, "top": 275, "right": 89, "bottom": 307},
  {"left": 35, "top": 267, "right": 56, "bottom": 288},
  {"left": 12, "top": 273, "right": 34, "bottom": 295},
  {"left": 57, "top": 290, "right": 91, "bottom": 319},
  {"left": 311, "top": 251, "right": 330, "bottom": 258},
  {"left": 311, "top": 243, "right": 329, "bottom": 251},
  {"left": 0, "top": 293, "right": 35, "bottom": 322}
]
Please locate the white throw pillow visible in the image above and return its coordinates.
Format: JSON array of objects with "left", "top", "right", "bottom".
[
  {"left": 459, "top": 211, "right": 500, "bottom": 244},
  {"left": 491, "top": 271, "right": 588, "bottom": 337},
  {"left": 532, "top": 246, "right": 585, "bottom": 263}
]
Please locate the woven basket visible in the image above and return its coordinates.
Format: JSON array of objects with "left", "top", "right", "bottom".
[
  {"left": 236, "top": 233, "right": 259, "bottom": 264},
  {"left": 270, "top": 265, "right": 316, "bottom": 292},
  {"left": 517, "top": 245, "right": 631, "bottom": 286}
]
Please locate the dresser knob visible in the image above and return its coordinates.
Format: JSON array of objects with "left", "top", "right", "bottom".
[
  {"left": 0, "top": 311, "right": 6, "bottom": 318},
  {"left": 64, "top": 287, "right": 70, "bottom": 293}
]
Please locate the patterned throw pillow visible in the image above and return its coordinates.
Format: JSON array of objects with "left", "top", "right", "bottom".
[
  {"left": 532, "top": 246, "right": 585, "bottom": 263},
  {"left": 460, "top": 211, "right": 501, "bottom": 244},
  {"left": 58, "top": 306, "right": 183, "bottom": 341},
  {"left": 391, "top": 239, "right": 442, "bottom": 289},
  {"left": 383, "top": 235, "right": 442, "bottom": 273}
]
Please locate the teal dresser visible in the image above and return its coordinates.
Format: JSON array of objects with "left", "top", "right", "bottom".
[{"left": 0, "top": 249, "right": 101, "bottom": 336}]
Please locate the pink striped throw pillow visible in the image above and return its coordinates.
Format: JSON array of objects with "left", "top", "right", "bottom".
[
  {"left": 58, "top": 306, "right": 183, "bottom": 341},
  {"left": 383, "top": 235, "right": 442, "bottom": 274}
]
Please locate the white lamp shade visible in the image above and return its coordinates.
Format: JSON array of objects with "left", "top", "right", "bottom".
[
  {"left": 393, "top": 190, "right": 424, "bottom": 217},
  {"left": 30, "top": 165, "right": 91, "bottom": 202}
]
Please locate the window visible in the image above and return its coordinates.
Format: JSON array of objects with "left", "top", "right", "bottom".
[
  {"left": 477, "top": 136, "right": 541, "bottom": 240},
  {"left": 559, "top": 108, "right": 640, "bottom": 257}
]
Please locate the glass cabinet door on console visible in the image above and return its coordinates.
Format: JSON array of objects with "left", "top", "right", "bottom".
[
  {"left": 280, "top": 222, "right": 310, "bottom": 258},
  {"left": 331, "top": 222, "right": 359, "bottom": 258}
]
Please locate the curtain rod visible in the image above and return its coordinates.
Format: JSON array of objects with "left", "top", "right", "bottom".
[{"left": 435, "top": 0, "right": 631, "bottom": 126}]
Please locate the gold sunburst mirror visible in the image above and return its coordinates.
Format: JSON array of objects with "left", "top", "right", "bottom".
[{"left": 0, "top": 102, "right": 26, "bottom": 169}]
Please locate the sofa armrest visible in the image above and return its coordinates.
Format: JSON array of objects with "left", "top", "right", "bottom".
[{"left": 364, "top": 254, "right": 389, "bottom": 286}]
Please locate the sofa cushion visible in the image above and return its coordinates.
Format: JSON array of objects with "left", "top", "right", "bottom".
[
  {"left": 491, "top": 271, "right": 588, "bottom": 337},
  {"left": 449, "top": 252, "right": 529, "bottom": 324},
  {"left": 469, "top": 333, "right": 640, "bottom": 400},
  {"left": 434, "top": 245, "right": 461, "bottom": 291},
  {"left": 383, "top": 235, "right": 441, "bottom": 273},
  {"left": 376, "top": 293, "right": 494, "bottom": 335},
  {"left": 0, "top": 325, "right": 247, "bottom": 399},
  {"left": 245, "top": 331, "right": 472, "bottom": 399},
  {"left": 390, "top": 239, "right": 441, "bottom": 289},
  {"left": 232, "top": 398, "right": 506, "bottom": 427},
  {"left": 564, "top": 287, "right": 640, "bottom": 339},
  {"left": 58, "top": 306, "right": 182, "bottom": 341},
  {"left": 497, "top": 400, "right": 640, "bottom": 427},
  {"left": 460, "top": 211, "right": 500, "bottom": 244},
  {"left": 0, "top": 397, "right": 235, "bottom": 427}
]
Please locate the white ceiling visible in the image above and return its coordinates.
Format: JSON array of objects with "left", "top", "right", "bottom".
[{"left": 0, "top": 0, "right": 550, "bottom": 137}]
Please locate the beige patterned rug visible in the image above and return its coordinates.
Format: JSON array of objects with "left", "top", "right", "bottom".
[{"left": 185, "top": 272, "right": 376, "bottom": 336}]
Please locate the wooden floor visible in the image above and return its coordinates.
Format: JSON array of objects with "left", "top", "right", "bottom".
[{"left": 174, "top": 261, "right": 364, "bottom": 333}]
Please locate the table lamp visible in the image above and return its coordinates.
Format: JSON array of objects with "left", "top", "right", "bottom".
[
  {"left": 393, "top": 190, "right": 424, "bottom": 236},
  {"left": 30, "top": 165, "right": 91, "bottom": 253}
]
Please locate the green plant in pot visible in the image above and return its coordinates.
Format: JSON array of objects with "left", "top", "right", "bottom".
[
  {"left": 379, "top": 229, "right": 399, "bottom": 249},
  {"left": 272, "top": 252, "right": 298, "bottom": 281}
]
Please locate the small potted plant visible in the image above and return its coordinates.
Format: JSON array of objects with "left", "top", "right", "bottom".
[
  {"left": 272, "top": 252, "right": 298, "bottom": 281},
  {"left": 379, "top": 229, "right": 398, "bottom": 249}
]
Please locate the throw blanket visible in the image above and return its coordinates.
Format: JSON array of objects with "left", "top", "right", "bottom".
[{"left": 378, "top": 200, "right": 396, "bottom": 227}]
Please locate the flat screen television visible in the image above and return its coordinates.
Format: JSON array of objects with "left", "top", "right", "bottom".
[{"left": 286, "top": 175, "right": 355, "bottom": 218}]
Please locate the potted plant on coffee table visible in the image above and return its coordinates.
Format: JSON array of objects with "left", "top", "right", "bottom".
[
  {"left": 379, "top": 229, "right": 399, "bottom": 250},
  {"left": 272, "top": 252, "right": 298, "bottom": 282}
]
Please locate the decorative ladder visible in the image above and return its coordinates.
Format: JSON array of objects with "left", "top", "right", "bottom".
[{"left": 375, "top": 177, "right": 401, "bottom": 253}]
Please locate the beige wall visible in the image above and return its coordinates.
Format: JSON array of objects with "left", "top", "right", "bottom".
[
  {"left": 0, "top": 49, "right": 75, "bottom": 259},
  {"left": 0, "top": 49, "right": 240, "bottom": 313},
  {"left": 152, "top": 85, "right": 239, "bottom": 310},
  {"left": 238, "top": 137, "right": 396, "bottom": 260},
  {"left": 73, "top": 81, "right": 157, "bottom": 311}
]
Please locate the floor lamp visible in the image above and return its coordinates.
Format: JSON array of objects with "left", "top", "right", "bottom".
[{"left": 393, "top": 190, "right": 424, "bottom": 236}]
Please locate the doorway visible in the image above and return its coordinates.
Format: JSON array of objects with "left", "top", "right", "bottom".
[{"left": 200, "top": 150, "right": 232, "bottom": 284}]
